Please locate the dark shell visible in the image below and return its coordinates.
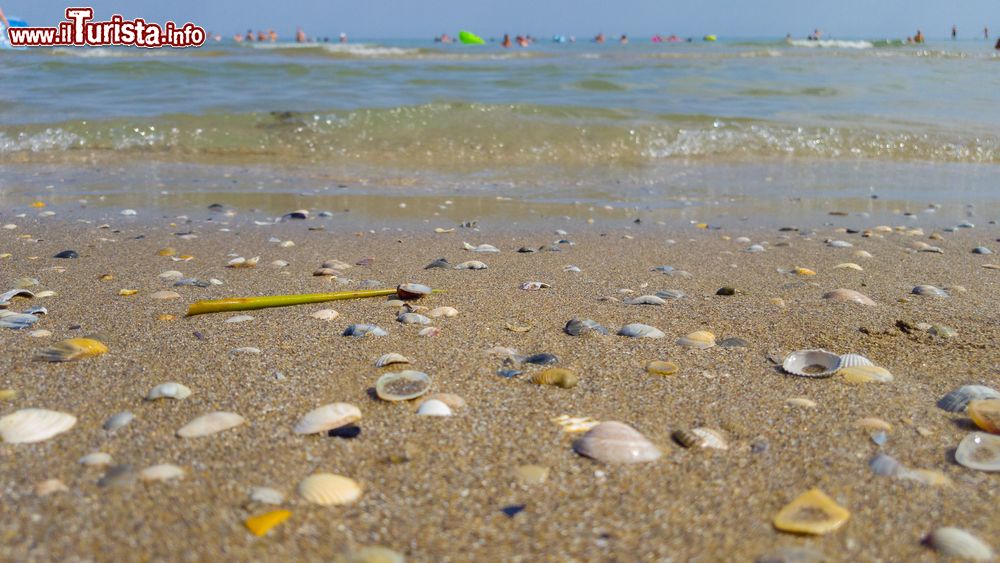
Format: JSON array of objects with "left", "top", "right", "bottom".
[
  {"left": 523, "top": 353, "right": 558, "bottom": 365},
  {"left": 937, "top": 385, "right": 1000, "bottom": 412},
  {"left": 564, "top": 318, "right": 609, "bottom": 336},
  {"left": 424, "top": 258, "right": 452, "bottom": 269},
  {"left": 53, "top": 250, "right": 78, "bottom": 259}
]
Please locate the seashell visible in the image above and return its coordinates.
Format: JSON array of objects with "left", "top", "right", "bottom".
[
  {"left": 225, "top": 315, "right": 254, "bottom": 324},
  {"left": 677, "top": 331, "right": 716, "bottom": 349},
  {"left": 928, "top": 324, "right": 958, "bottom": 338},
  {"left": 955, "top": 432, "right": 1000, "bottom": 472},
  {"left": 375, "top": 353, "right": 410, "bottom": 368},
  {"left": 343, "top": 324, "right": 388, "bottom": 337},
  {"left": 911, "top": 284, "right": 947, "bottom": 297},
  {"left": 972, "top": 246, "right": 993, "bottom": 255},
  {"left": 28, "top": 329, "right": 51, "bottom": 337},
  {"left": 531, "top": 368, "right": 578, "bottom": 389},
  {"left": 564, "top": 265, "right": 582, "bottom": 272},
  {"left": 103, "top": 411, "right": 134, "bottom": 432},
  {"left": 838, "top": 365, "right": 893, "bottom": 384},
  {"left": 773, "top": 488, "right": 850, "bottom": 536},
  {"left": 573, "top": 421, "right": 662, "bottom": 464},
  {"left": 551, "top": 414, "right": 600, "bottom": 433},
  {"left": 245, "top": 509, "right": 292, "bottom": 537},
  {"left": 786, "top": 398, "right": 817, "bottom": 408},
  {"left": 0, "top": 311, "right": 39, "bottom": 329},
  {"left": 151, "top": 290, "right": 181, "bottom": 300},
  {"left": 227, "top": 256, "right": 260, "bottom": 268},
  {"left": 617, "top": 323, "right": 665, "bottom": 339},
  {"left": 564, "top": 318, "right": 608, "bottom": 336},
  {"left": 839, "top": 353, "right": 874, "bottom": 368},
  {"left": 396, "top": 283, "right": 432, "bottom": 299},
  {"left": 453, "top": 260, "right": 487, "bottom": 270},
  {"left": 294, "top": 403, "right": 361, "bottom": 435},
  {"left": 781, "top": 350, "right": 841, "bottom": 378},
  {"left": 424, "top": 257, "right": 452, "bottom": 269},
  {"left": 35, "top": 479, "right": 69, "bottom": 496},
  {"left": 119, "top": 289, "right": 138, "bottom": 296},
  {"left": 715, "top": 287, "right": 737, "bottom": 296},
  {"left": 310, "top": 309, "right": 339, "bottom": 321},
  {"left": 854, "top": 250, "right": 873, "bottom": 258},
  {"left": 322, "top": 259, "right": 352, "bottom": 270},
  {"left": 298, "top": 473, "right": 362, "bottom": 506},
  {"left": 271, "top": 260, "right": 289, "bottom": 268},
  {"left": 898, "top": 468, "right": 953, "bottom": 487},
  {"left": 869, "top": 453, "right": 904, "bottom": 476},
  {"left": 968, "top": 399, "right": 1000, "bottom": 434},
  {"left": 520, "top": 281, "right": 550, "bottom": 290},
  {"left": 794, "top": 267, "right": 817, "bottom": 276},
  {"left": 250, "top": 486, "right": 285, "bottom": 505},
  {"left": 646, "top": 361, "right": 679, "bottom": 376},
  {"left": 342, "top": 547, "right": 406, "bottom": 563},
  {"left": 79, "top": 452, "right": 113, "bottom": 466},
  {"left": 625, "top": 295, "right": 666, "bottom": 306},
  {"left": 856, "top": 417, "right": 892, "bottom": 431},
  {"left": 313, "top": 268, "right": 339, "bottom": 277},
  {"left": 158, "top": 270, "right": 185, "bottom": 280},
  {"left": 426, "top": 306, "right": 458, "bottom": 318},
  {"left": 397, "top": 312, "right": 431, "bottom": 325},
  {"left": 146, "top": 382, "right": 192, "bottom": 401},
  {"left": 826, "top": 240, "right": 853, "bottom": 248},
  {"left": 418, "top": 327, "right": 440, "bottom": 337},
  {"left": 376, "top": 371, "right": 431, "bottom": 401},
  {"left": 177, "top": 411, "right": 245, "bottom": 438},
  {"left": 925, "top": 527, "right": 995, "bottom": 561},
  {"left": 654, "top": 289, "right": 686, "bottom": 300},
  {"left": 524, "top": 353, "right": 558, "bottom": 365},
  {"left": 833, "top": 262, "right": 863, "bottom": 271},
  {"left": 746, "top": 244, "right": 765, "bottom": 253},
  {"left": 822, "top": 288, "right": 875, "bottom": 306},
  {"left": 672, "top": 428, "right": 728, "bottom": 450},
  {"left": 34, "top": 337, "right": 109, "bottom": 363},
  {"left": 52, "top": 249, "right": 78, "bottom": 259},
  {"left": 0, "top": 288, "right": 34, "bottom": 303},
  {"left": 512, "top": 464, "right": 550, "bottom": 485},
  {"left": 0, "top": 408, "right": 76, "bottom": 443},
  {"left": 421, "top": 393, "right": 465, "bottom": 410},
  {"left": 462, "top": 242, "right": 499, "bottom": 253},
  {"left": 416, "top": 399, "right": 453, "bottom": 417},
  {"left": 140, "top": 464, "right": 185, "bottom": 482},
  {"left": 937, "top": 385, "right": 1000, "bottom": 412}
]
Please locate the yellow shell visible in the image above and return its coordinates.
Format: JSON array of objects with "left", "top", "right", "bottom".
[
  {"left": 695, "top": 223, "right": 708, "bottom": 229},
  {"left": 35, "top": 338, "right": 108, "bottom": 362},
  {"left": 794, "top": 267, "right": 817, "bottom": 276},
  {"left": 157, "top": 247, "right": 176, "bottom": 256},
  {"left": 646, "top": 361, "right": 679, "bottom": 376},
  {"left": 157, "top": 314, "right": 176, "bottom": 321},
  {"left": 245, "top": 509, "right": 292, "bottom": 537},
  {"left": 838, "top": 366, "right": 893, "bottom": 384},
  {"left": 0, "top": 389, "right": 17, "bottom": 401},
  {"left": 532, "top": 368, "right": 578, "bottom": 389},
  {"left": 119, "top": 289, "right": 138, "bottom": 296},
  {"left": 98, "top": 273, "right": 114, "bottom": 281},
  {"left": 773, "top": 488, "right": 850, "bottom": 535},
  {"left": 968, "top": 399, "right": 1000, "bottom": 434},
  {"left": 855, "top": 417, "right": 892, "bottom": 432},
  {"left": 30, "top": 201, "right": 46, "bottom": 208},
  {"left": 298, "top": 474, "right": 362, "bottom": 506},
  {"left": 677, "top": 331, "right": 716, "bottom": 349}
]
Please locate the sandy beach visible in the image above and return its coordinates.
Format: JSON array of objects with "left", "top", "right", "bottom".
[{"left": 0, "top": 207, "right": 997, "bottom": 561}]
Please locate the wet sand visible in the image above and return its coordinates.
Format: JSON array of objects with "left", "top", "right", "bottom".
[{"left": 0, "top": 210, "right": 998, "bottom": 561}]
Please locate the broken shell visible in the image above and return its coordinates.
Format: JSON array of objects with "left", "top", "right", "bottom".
[
  {"left": 462, "top": 242, "right": 499, "bottom": 253},
  {"left": 103, "top": 411, "right": 134, "bottom": 432},
  {"left": 375, "top": 353, "right": 410, "bottom": 368},
  {"left": 177, "top": 412, "right": 246, "bottom": 438},
  {"left": 786, "top": 398, "right": 817, "bottom": 408},
  {"left": 0, "top": 408, "right": 76, "bottom": 444},
  {"left": 937, "top": 385, "right": 1000, "bottom": 412},
  {"left": 397, "top": 312, "right": 431, "bottom": 325},
  {"left": 294, "top": 403, "right": 361, "bottom": 435},
  {"left": 416, "top": 399, "right": 453, "bottom": 417},
  {"left": 376, "top": 371, "right": 431, "bottom": 401},
  {"left": 625, "top": 295, "right": 666, "bottom": 306},
  {"left": 245, "top": 509, "right": 292, "bottom": 537},
  {"left": 396, "top": 283, "right": 432, "bottom": 299},
  {"left": 925, "top": 527, "right": 995, "bottom": 561},
  {"left": 646, "top": 361, "right": 679, "bottom": 376},
  {"left": 672, "top": 428, "right": 728, "bottom": 450},
  {"left": 426, "top": 306, "right": 458, "bottom": 318},
  {"left": 520, "top": 281, "right": 550, "bottom": 290},
  {"left": 140, "top": 464, "right": 185, "bottom": 482},
  {"left": 420, "top": 393, "right": 465, "bottom": 410},
  {"left": 617, "top": 323, "right": 665, "bottom": 339},
  {"left": 343, "top": 324, "right": 388, "bottom": 337},
  {"left": 869, "top": 453, "right": 904, "bottom": 477},
  {"left": 955, "top": 432, "right": 1000, "bottom": 472},
  {"left": 531, "top": 368, "right": 578, "bottom": 389},
  {"left": 453, "top": 260, "right": 488, "bottom": 270},
  {"left": 512, "top": 465, "right": 550, "bottom": 485},
  {"left": 227, "top": 256, "right": 260, "bottom": 268},
  {"left": 79, "top": 452, "right": 113, "bottom": 466},
  {"left": 146, "top": 382, "right": 192, "bottom": 401},
  {"left": 838, "top": 366, "right": 893, "bottom": 383},
  {"left": 677, "top": 331, "right": 716, "bottom": 349},
  {"left": 226, "top": 315, "right": 254, "bottom": 324},
  {"left": 573, "top": 421, "right": 662, "bottom": 464},
  {"left": 782, "top": 350, "right": 841, "bottom": 378},
  {"left": 34, "top": 337, "right": 108, "bottom": 362},
  {"left": 564, "top": 318, "right": 608, "bottom": 336},
  {"left": 773, "top": 488, "right": 850, "bottom": 535},
  {"left": 310, "top": 309, "right": 340, "bottom": 321},
  {"left": 298, "top": 473, "right": 362, "bottom": 506},
  {"left": 968, "top": 399, "right": 1000, "bottom": 434},
  {"left": 912, "top": 285, "right": 947, "bottom": 297},
  {"left": 839, "top": 353, "right": 874, "bottom": 368},
  {"left": 418, "top": 327, "right": 439, "bottom": 337},
  {"left": 822, "top": 288, "right": 876, "bottom": 306}
]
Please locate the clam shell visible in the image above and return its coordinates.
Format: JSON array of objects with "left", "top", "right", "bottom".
[
  {"left": 140, "top": 464, "right": 185, "bottom": 482},
  {"left": 416, "top": 399, "right": 453, "bottom": 417},
  {"left": 617, "top": 323, "right": 665, "bottom": 339},
  {"left": 838, "top": 366, "right": 893, "bottom": 384},
  {"left": 177, "top": 411, "right": 246, "bottom": 438},
  {"left": 672, "top": 428, "right": 728, "bottom": 450},
  {"left": 624, "top": 295, "right": 666, "bottom": 306},
  {"left": 343, "top": 324, "right": 388, "bottom": 337},
  {"left": 912, "top": 284, "right": 948, "bottom": 297},
  {"left": 396, "top": 283, "right": 432, "bottom": 299},
  {"left": 564, "top": 318, "right": 608, "bottom": 336},
  {"left": 677, "top": 331, "right": 716, "bottom": 349},
  {"left": 869, "top": 453, "right": 904, "bottom": 477},
  {"left": 298, "top": 473, "right": 362, "bottom": 506},
  {"left": 955, "top": 432, "right": 1000, "bottom": 472},
  {"left": 425, "top": 306, "right": 458, "bottom": 318},
  {"left": 310, "top": 309, "right": 340, "bottom": 321},
  {"left": 375, "top": 353, "right": 410, "bottom": 368},
  {"left": 453, "top": 260, "right": 488, "bottom": 270},
  {"left": 968, "top": 399, "right": 1000, "bottom": 434},
  {"left": 0, "top": 288, "right": 34, "bottom": 304},
  {"left": 376, "top": 371, "right": 431, "bottom": 401},
  {"left": 0, "top": 408, "right": 76, "bottom": 444},
  {"left": 103, "top": 411, "right": 134, "bottom": 432},
  {"left": 35, "top": 479, "right": 69, "bottom": 496},
  {"left": 146, "top": 382, "right": 192, "bottom": 401},
  {"left": 573, "top": 421, "right": 662, "bottom": 464},
  {"left": 79, "top": 452, "right": 113, "bottom": 466},
  {"left": 531, "top": 368, "right": 578, "bottom": 389},
  {"left": 926, "top": 527, "right": 995, "bottom": 561},
  {"left": 397, "top": 312, "right": 431, "bottom": 325},
  {"left": 772, "top": 488, "right": 850, "bottom": 536},
  {"left": 420, "top": 393, "right": 465, "bottom": 410},
  {"left": 937, "top": 385, "right": 1000, "bottom": 412},
  {"left": 822, "top": 288, "right": 876, "bottom": 306},
  {"left": 782, "top": 350, "right": 841, "bottom": 378},
  {"left": 839, "top": 353, "right": 874, "bottom": 368},
  {"left": 0, "top": 311, "right": 39, "bottom": 329},
  {"left": 294, "top": 403, "right": 361, "bottom": 435}
]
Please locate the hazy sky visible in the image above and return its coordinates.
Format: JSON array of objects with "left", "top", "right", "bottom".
[{"left": 3, "top": 1, "right": 996, "bottom": 39}]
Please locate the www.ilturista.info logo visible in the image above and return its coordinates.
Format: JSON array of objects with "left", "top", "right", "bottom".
[{"left": 7, "top": 8, "right": 206, "bottom": 48}]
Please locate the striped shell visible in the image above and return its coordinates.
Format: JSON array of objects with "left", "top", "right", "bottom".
[
  {"left": 573, "top": 421, "right": 662, "bottom": 464},
  {"left": 782, "top": 350, "right": 841, "bottom": 378},
  {"left": 34, "top": 337, "right": 108, "bottom": 362},
  {"left": 926, "top": 527, "right": 995, "bottom": 561},
  {"left": 298, "top": 473, "right": 362, "bottom": 506},
  {"left": 938, "top": 385, "right": 1000, "bottom": 413},
  {"left": 0, "top": 408, "right": 76, "bottom": 444},
  {"left": 564, "top": 318, "right": 608, "bottom": 336},
  {"left": 375, "top": 353, "right": 410, "bottom": 368},
  {"left": 672, "top": 428, "right": 728, "bottom": 450},
  {"left": 293, "top": 403, "right": 361, "bottom": 435},
  {"left": 839, "top": 353, "right": 874, "bottom": 368},
  {"left": 177, "top": 412, "right": 246, "bottom": 438}
]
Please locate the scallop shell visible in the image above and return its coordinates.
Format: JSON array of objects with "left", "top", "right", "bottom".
[
  {"left": 177, "top": 411, "right": 246, "bottom": 438},
  {"left": 140, "top": 464, "right": 185, "bottom": 482},
  {"left": 822, "top": 288, "right": 876, "bottom": 306},
  {"left": 572, "top": 421, "right": 662, "bottom": 464},
  {"left": 375, "top": 371, "right": 431, "bottom": 401},
  {"left": 531, "top": 368, "right": 578, "bottom": 389},
  {"left": 955, "top": 432, "right": 1000, "bottom": 472},
  {"left": 926, "top": 527, "right": 996, "bottom": 561},
  {"left": 34, "top": 337, "right": 108, "bottom": 362},
  {"left": 839, "top": 353, "right": 874, "bottom": 368},
  {"left": 0, "top": 408, "right": 76, "bottom": 443},
  {"left": 416, "top": 399, "right": 453, "bottom": 417},
  {"left": 624, "top": 295, "right": 666, "bottom": 306},
  {"left": 869, "top": 453, "right": 904, "bottom": 477},
  {"left": 782, "top": 350, "right": 841, "bottom": 378},
  {"left": 298, "top": 473, "right": 362, "bottom": 506},
  {"left": 617, "top": 323, "right": 665, "bottom": 339},
  {"left": 310, "top": 309, "right": 340, "bottom": 321},
  {"left": 375, "top": 353, "right": 410, "bottom": 368},
  {"left": 772, "top": 488, "right": 850, "bottom": 536},
  {"left": 672, "top": 428, "right": 727, "bottom": 450},
  {"left": 968, "top": 399, "right": 1000, "bottom": 434},
  {"left": 343, "top": 324, "right": 388, "bottom": 337},
  {"left": 397, "top": 312, "right": 431, "bottom": 325},
  {"left": 912, "top": 284, "right": 948, "bottom": 297},
  {"left": 103, "top": 411, "right": 134, "bottom": 432},
  {"left": 146, "top": 382, "right": 192, "bottom": 401},
  {"left": 937, "top": 385, "right": 1000, "bottom": 412},
  {"left": 453, "top": 260, "right": 488, "bottom": 270},
  {"left": 838, "top": 366, "right": 893, "bottom": 384},
  {"left": 425, "top": 307, "right": 459, "bottom": 318},
  {"left": 564, "top": 318, "right": 608, "bottom": 336},
  {"left": 396, "top": 283, "right": 432, "bottom": 299},
  {"left": 294, "top": 403, "right": 361, "bottom": 435},
  {"left": 677, "top": 331, "right": 716, "bottom": 349}
]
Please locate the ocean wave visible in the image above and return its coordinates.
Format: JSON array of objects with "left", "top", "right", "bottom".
[{"left": 787, "top": 39, "right": 874, "bottom": 49}]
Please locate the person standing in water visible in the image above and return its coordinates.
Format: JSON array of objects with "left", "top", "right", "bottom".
[
  {"left": 619, "top": 34, "right": 628, "bottom": 44},
  {"left": 985, "top": 27, "right": 990, "bottom": 40},
  {"left": 952, "top": 25, "right": 957, "bottom": 39},
  {"left": 295, "top": 27, "right": 306, "bottom": 43},
  {"left": 502, "top": 33, "right": 511, "bottom": 48},
  {"left": 914, "top": 29, "right": 924, "bottom": 43},
  {"left": 594, "top": 32, "right": 605, "bottom": 43}
]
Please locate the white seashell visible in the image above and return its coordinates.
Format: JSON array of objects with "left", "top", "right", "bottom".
[
  {"left": 418, "top": 327, "right": 440, "bottom": 337},
  {"left": 79, "top": 452, "right": 113, "bottom": 466},
  {"left": 462, "top": 242, "right": 500, "bottom": 253},
  {"left": 298, "top": 473, "right": 363, "bottom": 506},
  {"left": 35, "top": 479, "right": 69, "bottom": 496},
  {"left": 140, "top": 464, "right": 185, "bottom": 482},
  {"left": 146, "top": 382, "right": 192, "bottom": 401},
  {"left": 177, "top": 412, "right": 246, "bottom": 438},
  {"left": 0, "top": 408, "right": 76, "bottom": 443},
  {"left": 827, "top": 240, "right": 853, "bottom": 248},
  {"left": 690, "top": 428, "right": 728, "bottom": 450},
  {"left": 425, "top": 306, "right": 458, "bottom": 318},
  {"left": 310, "top": 309, "right": 339, "bottom": 321},
  {"left": 839, "top": 353, "right": 875, "bottom": 368},
  {"left": 833, "top": 262, "right": 863, "bottom": 271},
  {"left": 34, "top": 290, "right": 55, "bottom": 298},
  {"left": 955, "top": 432, "right": 1000, "bottom": 472},
  {"left": 158, "top": 270, "right": 184, "bottom": 280},
  {"left": 926, "top": 527, "right": 995, "bottom": 561},
  {"left": 869, "top": 453, "right": 904, "bottom": 477},
  {"left": 225, "top": 315, "right": 254, "bottom": 323},
  {"left": 397, "top": 312, "right": 431, "bottom": 325},
  {"left": 28, "top": 330, "right": 51, "bottom": 339},
  {"left": 231, "top": 347, "right": 261, "bottom": 355},
  {"left": 747, "top": 244, "right": 765, "bottom": 253},
  {"left": 617, "top": 323, "right": 665, "bottom": 339},
  {"left": 103, "top": 411, "right": 134, "bottom": 431},
  {"left": 564, "top": 265, "right": 582, "bottom": 272},
  {"left": 0, "top": 288, "right": 33, "bottom": 303},
  {"left": 520, "top": 281, "right": 550, "bottom": 290},
  {"left": 624, "top": 295, "right": 667, "bottom": 306},
  {"left": 782, "top": 349, "right": 841, "bottom": 378},
  {"left": 270, "top": 260, "right": 289, "bottom": 268},
  {"left": 293, "top": 403, "right": 361, "bottom": 435},
  {"left": 822, "top": 288, "right": 876, "bottom": 306},
  {"left": 120, "top": 209, "right": 137, "bottom": 216},
  {"left": 250, "top": 487, "right": 285, "bottom": 505},
  {"left": 854, "top": 250, "right": 873, "bottom": 258},
  {"left": 453, "top": 260, "right": 488, "bottom": 270},
  {"left": 150, "top": 290, "right": 181, "bottom": 300},
  {"left": 416, "top": 399, "right": 453, "bottom": 417},
  {"left": 375, "top": 353, "right": 410, "bottom": 368},
  {"left": 912, "top": 284, "right": 948, "bottom": 297},
  {"left": 573, "top": 421, "right": 662, "bottom": 464},
  {"left": 938, "top": 385, "right": 1000, "bottom": 412}
]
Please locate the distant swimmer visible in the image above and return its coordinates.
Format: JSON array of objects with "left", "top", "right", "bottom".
[
  {"left": 995, "top": 37, "right": 1000, "bottom": 49},
  {"left": 295, "top": 27, "right": 306, "bottom": 43},
  {"left": 516, "top": 35, "right": 528, "bottom": 47},
  {"left": 952, "top": 25, "right": 957, "bottom": 39},
  {"left": 619, "top": 34, "right": 628, "bottom": 44},
  {"left": 233, "top": 33, "right": 243, "bottom": 43},
  {"left": 808, "top": 28, "right": 822, "bottom": 40},
  {"left": 268, "top": 29, "right": 277, "bottom": 42},
  {"left": 339, "top": 32, "right": 348, "bottom": 43},
  {"left": 502, "top": 33, "right": 511, "bottom": 48},
  {"left": 914, "top": 29, "right": 924, "bottom": 43},
  {"left": 245, "top": 29, "right": 254, "bottom": 42},
  {"left": 985, "top": 27, "right": 990, "bottom": 40},
  {"left": 594, "top": 33, "right": 605, "bottom": 43},
  {"left": 257, "top": 31, "right": 266, "bottom": 42}
]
